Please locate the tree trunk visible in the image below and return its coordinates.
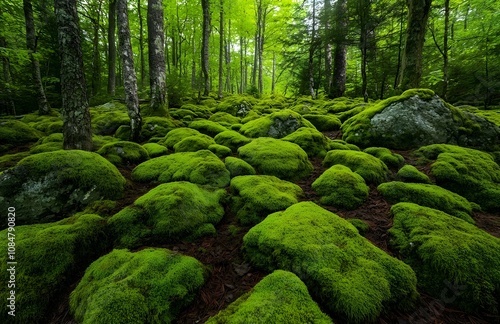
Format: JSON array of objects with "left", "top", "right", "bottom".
[
  {"left": 201, "top": 0, "right": 211, "bottom": 96},
  {"left": 23, "top": 0, "right": 50, "bottom": 114},
  {"left": 442, "top": 0, "right": 449, "bottom": 100},
  {"left": 107, "top": 0, "right": 116, "bottom": 96},
  {"left": 218, "top": 0, "right": 224, "bottom": 99},
  {"left": 138, "top": 0, "right": 145, "bottom": 89},
  {"left": 90, "top": 1, "right": 102, "bottom": 97},
  {"left": 225, "top": 17, "right": 231, "bottom": 93},
  {"left": 398, "top": 0, "right": 432, "bottom": 90},
  {"left": 251, "top": 1, "right": 261, "bottom": 90},
  {"left": 55, "top": 0, "right": 92, "bottom": 150},
  {"left": 148, "top": 0, "right": 168, "bottom": 115},
  {"left": 393, "top": 1, "right": 405, "bottom": 89},
  {"left": 0, "top": 36, "right": 16, "bottom": 116},
  {"left": 258, "top": 5, "right": 266, "bottom": 95},
  {"left": 271, "top": 51, "right": 276, "bottom": 94},
  {"left": 324, "top": 0, "right": 333, "bottom": 94},
  {"left": 239, "top": 36, "right": 244, "bottom": 94},
  {"left": 117, "top": 0, "right": 141, "bottom": 141},
  {"left": 308, "top": 0, "right": 316, "bottom": 99},
  {"left": 331, "top": 0, "right": 348, "bottom": 98}
]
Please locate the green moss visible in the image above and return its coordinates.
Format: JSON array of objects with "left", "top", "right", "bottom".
[
  {"left": 29, "top": 141, "right": 63, "bottom": 153},
  {"left": 378, "top": 181, "right": 474, "bottom": 223},
  {"left": 0, "top": 120, "right": 41, "bottom": 146},
  {"left": 240, "top": 110, "right": 261, "bottom": 123},
  {"left": 114, "top": 125, "right": 131, "bottom": 140},
  {"left": 239, "top": 109, "right": 316, "bottom": 139},
  {"left": 238, "top": 138, "right": 313, "bottom": 181},
  {"left": 0, "top": 151, "right": 30, "bottom": 171},
  {"left": 389, "top": 202, "right": 500, "bottom": 314},
  {"left": 338, "top": 105, "right": 369, "bottom": 122},
  {"left": 363, "top": 147, "right": 404, "bottom": 168},
  {"left": 214, "top": 130, "right": 251, "bottom": 151},
  {"left": 91, "top": 108, "right": 130, "bottom": 135},
  {"left": 208, "top": 144, "right": 232, "bottom": 158},
  {"left": 70, "top": 248, "right": 206, "bottom": 324},
  {"left": 282, "top": 127, "right": 330, "bottom": 158},
  {"left": 141, "top": 117, "right": 181, "bottom": 141},
  {"left": 0, "top": 213, "right": 108, "bottom": 323},
  {"left": 230, "top": 175, "right": 303, "bottom": 225},
  {"left": 207, "top": 270, "right": 332, "bottom": 324},
  {"left": 174, "top": 134, "right": 216, "bottom": 152},
  {"left": 215, "top": 95, "right": 256, "bottom": 116},
  {"left": 224, "top": 157, "right": 256, "bottom": 177},
  {"left": 322, "top": 150, "right": 389, "bottom": 184},
  {"left": 416, "top": 144, "right": 500, "bottom": 211},
  {"left": 0, "top": 150, "right": 126, "bottom": 226},
  {"left": 92, "top": 134, "right": 120, "bottom": 151},
  {"left": 81, "top": 199, "right": 118, "bottom": 217},
  {"left": 189, "top": 120, "right": 228, "bottom": 137},
  {"left": 312, "top": 165, "right": 369, "bottom": 209},
  {"left": 327, "top": 139, "right": 361, "bottom": 151},
  {"left": 178, "top": 103, "right": 212, "bottom": 118},
  {"left": 347, "top": 218, "right": 370, "bottom": 235},
  {"left": 230, "top": 124, "right": 242, "bottom": 131},
  {"left": 142, "top": 143, "right": 168, "bottom": 158},
  {"left": 302, "top": 114, "right": 341, "bottom": 131},
  {"left": 109, "top": 182, "right": 225, "bottom": 247},
  {"left": 162, "top": 127, "right": 201, "bottom": 149},
  {"left": 97, "top": 141, "right": 149, "bottom": 165},
  {"left": 243, "top": 202, "right": 418, "bottom": 323},
  {"left": 41, "top": 133, "right": 63, "bottom": 143},
  {"left": 132, "top": 150, "right": 230, "bottom": 188},
  {"left": 209, "top": 112, "right": 241, "bottom": 125},
  {"left": 396, "top": 165, "right": 431, "bottom": 184}
]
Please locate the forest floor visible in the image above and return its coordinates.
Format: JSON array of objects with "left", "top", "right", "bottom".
[{"left": 42, "top": 133, "right": 500, "bottom": 324}]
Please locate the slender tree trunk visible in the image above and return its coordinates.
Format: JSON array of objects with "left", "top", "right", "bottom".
[
  {"left": 331, "top": 0, "right": 348, "bottom": 98},
  {"left": 225, "top": 17, "right": 231, "bottom": 93},
  {"left": 107, "top": 0, "right": 116, "bottom": 96},
  {"left": 117, "top": 0, "right": 141, "bottom": 141},
  {"left": 218, "top": 0, "right": 224, "bottom": 99},
  {"left": 399, "top": 0, "right": 432, "bottom": 90},
  {"left": 201, "top": 0, "right": 211, "bottom": 96},
  {"left": 138, "top": 0, "right": 145, "bottom": 89},
  {"left": 0, "top": 36, "right": 16, "bottom": 115},
  {"left": 271, "top": 51, "right": 276, "bottom": 94},
  {"left": 55, "top": 0, "right": 92, "bottom": 150},
  {"left": 258, "top": 6, "right": 266, "bottom": 95},
  {"left": 91, "top": 1, "right": 102, "bottom": 97},
  {"left": 251, "top": 1, "right": 261, "bottom": 89},
  {"left": 239, "top": 36, "right": 244, "bottom": 94},
  {"left": 394, "top": 1, "right": 405, "bottom": 89},
  {"left": 148, "top": 0, "right": 168, "bottom": 115},
  {"left": 191, "top": 35, "right": 197, "bottom": 89},
  {"left": 23, "top": 0, "right": 50, "bottom": 114},
  {"left": 442, "top": 0, "right": 449, "bottom": 100},
  {"left": 244, "top": 39, "right": 248, "bottom": 92},
  {"left": 308, "top": 0, "right": 316, "bottom": 99},
  {"left": 324, "top": 0, "right": 333, "bottom": 93}
]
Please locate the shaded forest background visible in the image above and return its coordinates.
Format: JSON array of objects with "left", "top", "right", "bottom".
[{"left": 0, "top": 0, "right": 499, "bottom": 116}]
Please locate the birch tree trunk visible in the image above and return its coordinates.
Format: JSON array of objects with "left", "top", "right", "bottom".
[
  {"left": 324, "top": 0, "right": 333, "bottom": 94},
  {"left": 218, "top": 0, "right": 224, "bottom": 99},
  {"left": 201, "top": 0, "right": 211, "bottom": 96},
  {"left": 148, "top": 0, "right": 168, "bottom": 114}
]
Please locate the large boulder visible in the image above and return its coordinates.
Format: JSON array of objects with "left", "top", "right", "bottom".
[
  {"left": 0, "top": 150, "right": 126, "bottom": 226},
  {"left": 342, "top": 89, "right": 500, "bottom": 150},
  {"left": 240, "top": 109, "right": 316, "bottom": 139}
]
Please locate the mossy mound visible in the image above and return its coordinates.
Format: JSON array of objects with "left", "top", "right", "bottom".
[
  {"left": 416, "top": 144, "right": 500, "bottom": 211},
  {"left": 238, "top": 138, "right": 313, "bottom": 181},
  {"left": 0, "top": 151, "right": 30, "bottom": 172},
  {"left": 215, "top": 95, "right": 255, "bottom": 116},
  {"left": 322, "top": 150, "right": 389, "bottom": 184},
  {"left": 390, "top": 203, "right": 500, "bottom": 314},
  {"left": 214, "top": 130, "right": 251, "bottom": 151},
  {"left": 230, "top": 175, "right": 303, "bottom": 225},
  {"left": 224, "top": 157, "right": 256, "bottom": 178},
  {"left": 142, "top": 143, "right": 168, "bottom": 158},
  {"left": 91, "top": 108, "right": 129, "bottom": 135},
  {"left": 29, "top": 141, "right": 63, "bottom": 154},
  {"left": 114, "top": 125, "right": 131, "bottom": 140},
  {"left": 240, "top": 110, "right": 261, "bottom": 123},
  {"left": 282, "top": 127, "right": 330, "bottom": 158},
  {"left": 312, "top": 165, "right": 369, "bottom": 209},
  {"left": 243, "top": 202, "right": 418, "bottom": 323},
  {"left": 209, "top": 112, "right": 241, "bottom": 125},
  {"left": 178, "top": 103, "right": 212, "bottom": 118},
  {"left": 92, "top": 134, "right": 119, "bottom": 151},
  {"left": 141, "top": 117, "right": 181, "bottom": 140},
  {"left": 347, "top": 218, "right": 370, "bottom": 235},
  {"left": 0, "top": 150, "right": 126, "bottom": 226},
  {"left": 208, "top": 144, "right": 232, "bottom": 158},
  {"left": 0, "top": 213, "right": 108, "bottom": 323},
  {"left": 70, "top": 248, "right": 206, "bottom": 324},
  {"left": 97, "top": 141, "right": 149, "bottom": 165},
  {"left": 302, "top": 114, "right": 341, "bottom": 131},
  {"left": 189, "top": 120, "right": 228, "bottom": 137},
  {"left": 0, "top": 119, "right": 41, "bottom": 147},
  {"left": 31, "top": 118, "right": 63, "bottom": 134},
  {"left": 363, "top": 147, "right": 404, "bottom": 168},
  {"left": 396, "top": 165, "right": 431, "bottom": 183},
  {"left": 132, "top": 150, "right": 230, "bottom": 188},
  {"left": 174, "top": 134, "right": 216, "bottom": 153},
  {"left": 163, "top": 127, "right": 202, "bottom": 149},
  {"left": 207, "top": 270, "right": 332, "bottom": 324},
  {"left": 109, "top": 182, "right": 225, "bottom": 247},
  {"left": 327, "top": 139, "right": 361, "bottom": 151},
  {"left": 239, "top": 109, "right": 316, "bottom": 139},
  {"left": 378, "top": 181, "right": 474, "bottom": 223}
]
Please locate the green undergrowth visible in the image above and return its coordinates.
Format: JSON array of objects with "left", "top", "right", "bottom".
[
  {"left": 70, "top": 248, "right": 207, "bottom": 324},
  {"left": 224, "top": 157, "right": 256, "bottom": 178},
  {"left": 396, "top": 165, "right": 431, "bottom": 184},
  {"left": 214, "top": 95, "right": 255, "bottom": 116},
  {"left": 322, "top": 150, "right": 389, "bottom": 184},
  {"left": 0, "top": 151, "right": 30, "bottom": 171},
  {"left": 97, "top": 141, "right": 149, "bottom": 165},
  {"left": 209, "top": 112, "right": 241, "bottom": 125},
  {"left": 208, "top": 144, "right": 232, "bottom": 158},
  {"left": 390, "top": 203, "right": 500, "bottom": 314},
  {"left": 207, "top": 270, "right": 333, "bottom": 324},
  {"left": 243, "top": 202, "right": 418, "bottom": 323},
  {"left": 230, "top": 175, "right": 303, "bottom": 225},
  {"left": 282, "top": 127, "right": 330, "bottom": 158}
]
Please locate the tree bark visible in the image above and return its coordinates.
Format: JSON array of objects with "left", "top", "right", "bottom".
[
  {"left": 239, "top": 36, "right": 244, "bottom": 93},
  {"left": 107, "top": 0, "right": 116, "bottom": 96},
  {"left": 117, "top": 0, "right": 142, "bottom": 141},
  {"left": 148, "top": 0, "right": 168, "bottom": 115},
  {"left": 442, "top": 0, "right": 449, "bottom": 99},
  {"left": 55, "top": 0, "right": 92, "bottom": 150},
  {"left": 138, "top": 0, "right": 145, "bottom": 89},
  {"left": 218, "top": 0, "right": 224, "bottom": 99},
  {"left": 324, "top": 0, "right": 333, "bottom": 94},
  {"left": 308, "top": 0, "right": 316, "bottom": 99},
  {"left": 201, "top": 0, "right": 211, "bottom": 96},
  {"left": 90, "top": 0, "right": 102, "bottom": 97},
  {"left": 258, "top": 5, "right": 266, "bottom": 95},
  {"left": 225, "top": 17, "right": 231, "bottom": 93},
  {"left": 23, "top": 0, "right": 50, "bottom": 114},
  {"left": 393, "top": 1, "right": 405, "bottom": 89},
  {"left": 0, "top": 36, "right": 16, "bottom": 116},
  {"left": 331, "top": 0, "right": 348, "bottom": 98},
  {"left": 271, "top": 51, "right": 276, "bottom": 94},
  {"left": 398, "top": 0, "right": 432, "bottom": 90}
]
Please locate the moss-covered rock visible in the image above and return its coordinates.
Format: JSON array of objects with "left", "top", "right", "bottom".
[
  {"left": 92, "top": 134, "right": 120, "bottom": 151},
  {"left": 396, "top": 165, "right": 431, "bottom": 184},
  {"left": 114, "top": 125, "right": 131, "bottom": 140},
  {"left": 239, "top": 109, "right": 316, "bottom": 139},
  {"left": 174, "top": 134, "right": 216, "bottom": 152},
  {"left": 282, "top": 127, "right": 330, "bottom": 158},
  {"left": 214, "top": 130, "right": 251, "bottom": 151},
  {"left": 207, "top": 270, "right": 332, "bottom": 324},
  {"left": 132, "top": 150, "right": 230, "bottom": 187},
  {"left": 91, "top": 108, "right": 130, "bottom": 135},
  {"left": 215, "top": 95, "right": 255, "bottom": 116},
  {"left": 29, "top": 141, "right": 64, "bottom": 154},
  {"left": 0, "top": 213, "right": 108, "bottom": 323},
  {"left": 347, "top": 218, "right": 370, "bottom": 235},
  {"left": 238, "top": 138, "right": 313, "bottom": 181},
  {"left": 0, "top": 120, "right": 41, "bottom": 147},
  {"left": 378, "top": 181, "right": 474, "bottom": 223},
  {"left": 322, "top": 150, "right": 389, "bottom": 184},
  {"left": 390, "top": 203, "right": 500, "bottom": 314},
  {"left": 0, "top": 150, "right": 126, "bottom": 226},
  {"left": 70, "top": 248, "right": 206, "bottom": 324},
  {"left": 142, "top": 143, "right": 168, "bottom": 158},
  {"left": 327, "top": 139, "right": 361, "bottom": 151},
  {"left": 312, "top": 165, "right": 369, "bottom": 209},
  {"left": 177, "top": 103, "right": 212, "bottom": 118},
  {"left": 243, "top": 202, "right": 418, "bottom": 323},
  {"left": 97, "top": 141, "right": 149, "bottom": 165},
  {"left": 230, "top": 175, "right": 303, "bottom": 225},
  {"left": 109, "top": 182, "right": 225, "bottom": 247},
  {"left": 302, "top": 114, "right": 341, "bottom": 131},
  {"left": 416, "top": 144, "right": 500, "bottom": 211},
  {"left": 0, "top": 152, "right": 30, "bottom": 172},
  {"left": 163, "top": 127, "right": 201, "bottom": 149},
  {"left": 141, "top": 117, "right": 181, "bottom": 140},
  {"left": 224, "top": 157, "right": 256, "bottom": 178},
  {"left": 208, "top": 144, "right": 232, "bottom": 158},
  {"left": 209, "top": 112, "right": 241, "bottom": 125},
  {"left": 363, "top": 147, "right": 404, "bottom": 168},
  {"left": 189, "top": 120, "right": 228, "bottom": 137}
]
